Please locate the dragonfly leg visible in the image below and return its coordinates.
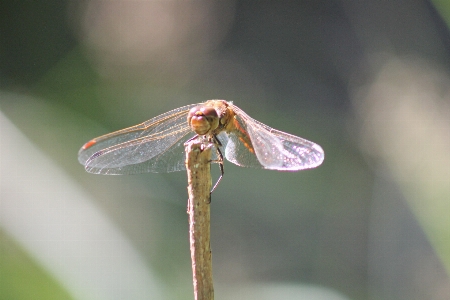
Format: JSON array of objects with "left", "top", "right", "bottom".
[
  {"left": 186, "top": 133, "right": 224, "bottom": 196},
  {"left": 212, "top": 134, "right": 223, "bottom": 147},
  {"left": 210, "top": 146, "right": 224, "bottom": 195},
  {"left": 184, "top": 134, "right": 199, "bottom": 145}
]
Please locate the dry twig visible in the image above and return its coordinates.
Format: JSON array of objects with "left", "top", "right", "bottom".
[{"left": 185, "top": 139, "right": 214, "bottom": 300}]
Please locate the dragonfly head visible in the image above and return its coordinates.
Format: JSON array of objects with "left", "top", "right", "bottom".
[{"left": 188, "top": 106, "right": 220, "bottom": 135}]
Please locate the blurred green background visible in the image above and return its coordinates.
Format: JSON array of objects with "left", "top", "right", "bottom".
[{"left": 1, "top": 1, "right": 450, "bottom": 299}]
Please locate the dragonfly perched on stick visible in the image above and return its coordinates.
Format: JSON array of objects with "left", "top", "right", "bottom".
[{"left": 78, "top": 100, "right": 324, "bottom": 189}]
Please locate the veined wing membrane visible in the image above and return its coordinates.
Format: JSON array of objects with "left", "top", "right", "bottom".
[
  {"left": 78, "top": 103, "right": 200, "bottom": 174},
  {"left": 224, "top": 104, "right": 324, "bottom": 170}
]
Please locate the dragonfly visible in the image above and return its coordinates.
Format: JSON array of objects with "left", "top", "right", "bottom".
[{"left": 78, "top": 100, "right": 324, "bottom": 189}]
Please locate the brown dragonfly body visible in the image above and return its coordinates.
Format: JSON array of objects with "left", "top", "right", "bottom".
[{"left": 78, "top": 100, "right": 324, "bottom": 179}]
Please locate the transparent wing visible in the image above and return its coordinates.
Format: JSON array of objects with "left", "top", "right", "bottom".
[
  {"left": 78, "top": 103, "right": 201, "bottom": 174},
  {"left": 223, "top": 104, "right": 324, "bottom": 170}
]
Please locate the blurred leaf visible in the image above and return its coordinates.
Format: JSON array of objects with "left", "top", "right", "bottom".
[
  {"left": 431, "top": 0, "right": 450, "bottom": 28},
  {"left": 0, "top": 230, "right": 73, "bottom": 300}
]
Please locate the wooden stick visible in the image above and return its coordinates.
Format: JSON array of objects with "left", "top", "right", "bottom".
[{"left": 185, "top": 139, "right": 214, "bottom": 300}]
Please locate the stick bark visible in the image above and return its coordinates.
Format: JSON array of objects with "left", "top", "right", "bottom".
[{"left": 185, "top": 139, "right": 214, "bottom": 300}]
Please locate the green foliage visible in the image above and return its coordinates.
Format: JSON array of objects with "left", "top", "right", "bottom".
[{"left": 0, "top": 231, "right": 73, "bottom": 300}]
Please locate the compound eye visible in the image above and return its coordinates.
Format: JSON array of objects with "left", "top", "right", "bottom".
[
  {"left": 201, "top": 107, "right": 218, "bottom": 119},
  {"left": 188, "top": 106, "right": 219, "bottom": 135}
]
